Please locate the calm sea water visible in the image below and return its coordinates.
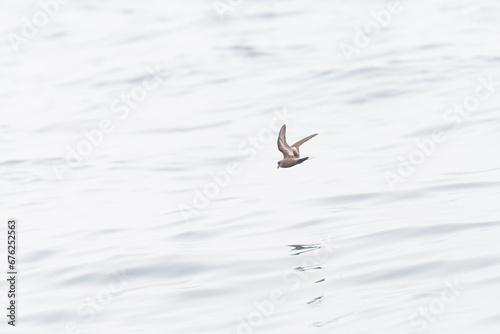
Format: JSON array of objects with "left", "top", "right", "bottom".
[{"left": 1, "top": 0, "right": 500, "bottom": 333}]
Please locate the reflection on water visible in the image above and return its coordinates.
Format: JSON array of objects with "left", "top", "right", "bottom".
[{"left": 288, "top": 244, "right": 322, "bottom": 256}]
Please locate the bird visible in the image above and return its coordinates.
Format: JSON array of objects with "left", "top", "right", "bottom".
[{"left": 277, "top": 124, "right": 317, "bottom": 168}]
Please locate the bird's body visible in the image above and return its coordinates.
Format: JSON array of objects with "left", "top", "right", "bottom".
[{"left": 277, "top": 125, "right": 317, "bottom": 168}]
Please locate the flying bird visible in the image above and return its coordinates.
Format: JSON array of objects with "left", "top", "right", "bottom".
[{"left": 277, "top": 125, "right": 317, "bottom": 168}]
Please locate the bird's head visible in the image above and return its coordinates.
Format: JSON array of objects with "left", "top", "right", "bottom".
[{"left": 277, "top": 160, "right": 282, "bottom": 169}]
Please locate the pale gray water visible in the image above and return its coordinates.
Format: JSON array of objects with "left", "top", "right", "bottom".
[{"left": 1, "top": 0, "right": 500, "bottom": 333}]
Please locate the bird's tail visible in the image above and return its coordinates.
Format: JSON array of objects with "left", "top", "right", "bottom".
[{"left": 297, "top": 157, "right": 309, "bottom": 164}]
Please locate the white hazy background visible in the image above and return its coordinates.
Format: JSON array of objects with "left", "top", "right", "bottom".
[{"left": 1, "top": 0, "right": 500, "bottom": 333}]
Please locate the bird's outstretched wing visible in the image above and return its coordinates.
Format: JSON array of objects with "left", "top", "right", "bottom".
[
  {"left": 291, "top": 133, "right": 317, "bottom": 157},
  {"left": 277, "top": 125, "right": 294, "bottom": 158}
]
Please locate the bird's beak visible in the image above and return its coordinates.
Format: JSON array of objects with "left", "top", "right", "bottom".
[{"left": 277, "top": 166, "right": 279, "bottom": 169}]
